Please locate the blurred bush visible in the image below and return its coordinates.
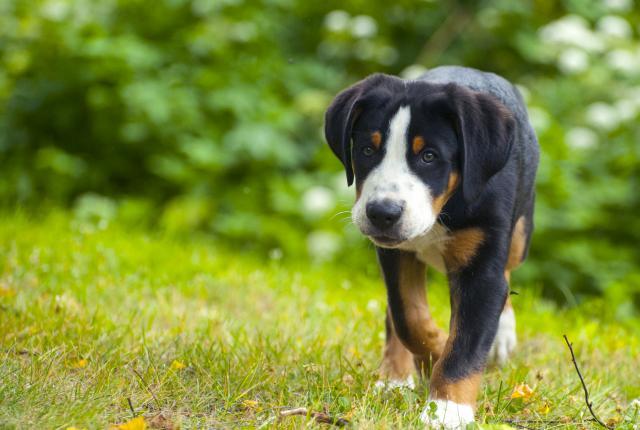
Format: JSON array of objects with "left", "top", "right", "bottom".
[{"left": 1, "top": 0, "right": 639, "bottom": 305}]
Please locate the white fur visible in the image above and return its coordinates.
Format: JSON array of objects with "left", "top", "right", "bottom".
[
  {"left": 420, "top": 399, "right": 474, "bottom": 429},
  {"left": 352, "top": 106, "right": 437, "bottom": 245},
  {"left": 373, "top": 375, "right": 415, "bottom": 391},
  {"left": 488, "top": 307, "right": 517, "bottom": 365},
  {"left": 399, "top": 223, "right": 450, "bottom": 272}
]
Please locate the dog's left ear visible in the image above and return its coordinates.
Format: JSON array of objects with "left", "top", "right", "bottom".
[
  {"left": 324, "top": 74, "right": 395, "bottom": 186},
  {"left": 447, "top": 84, "right": 515, "bottom": 205}
]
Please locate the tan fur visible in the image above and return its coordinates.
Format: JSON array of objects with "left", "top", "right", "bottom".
[
  {"left": 432, "top": 172, "right": 460, "bottom": 215},
  {"left": 379, "top": 310, "right": 415, "bottom": 380},
  {"left": 506, "top": 216, "right": 526, "bottom": 270},
  {"left": 412, "top": 135, "right": 425, "bottom": 154},
  {"left": 443, "top": 228, "right": 485, "bottom": 271},
  {"left": 396, "top": 253, "right": 448, "bottom": 359},
  {"left": 503, "top": 294, "right": 512, "bottom": 310},
  {"left": 380, "top": 253, "right": 448, "bottom": 379},
  {"left": 371, "top": 131, "right": 382, "bottom": 149},
  {"left": 430, "top": 371, "right": 483, "bottom": 408},
  {"left": 426, "top": 284, "right": 481, "bottom": 408}
]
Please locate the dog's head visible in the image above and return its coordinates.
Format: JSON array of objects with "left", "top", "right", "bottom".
[{"left": 325, "top": 73, "right": 514, "bottom": 248}]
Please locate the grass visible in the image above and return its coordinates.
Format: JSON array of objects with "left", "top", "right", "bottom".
[{"left": 1, "top": 211, "right": 639, "bottom": 429}]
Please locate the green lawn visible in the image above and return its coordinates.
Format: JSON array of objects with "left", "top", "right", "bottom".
[{"left": 1, "top": 211, "right": 639, "bottom": 429}]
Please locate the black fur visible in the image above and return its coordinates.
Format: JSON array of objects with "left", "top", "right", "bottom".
[
  {"left": 324, "top": 74, "right": 395, "bottom": 186},
  {"left": 376, "top": 247, "right": 412, "bottom": 345},
  {"left": 325, "top": 66, "right": 540, "bottom": 387}
]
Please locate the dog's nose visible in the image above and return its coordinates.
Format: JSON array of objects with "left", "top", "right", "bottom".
[{"left": 366, "top": 200, "right": 404, "bottom": 230}]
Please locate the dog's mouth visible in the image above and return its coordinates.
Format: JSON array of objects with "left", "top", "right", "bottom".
[{"left": 370, "top": 234, "right": 405, "bottom": 248}]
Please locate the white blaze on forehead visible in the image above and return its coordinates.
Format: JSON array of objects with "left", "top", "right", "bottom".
[
  {"left": 379, "top": 105, "right": 412, "bottom": 184},
  {"left": 351, "top": 105, "right": 438, "bottom": 243}
]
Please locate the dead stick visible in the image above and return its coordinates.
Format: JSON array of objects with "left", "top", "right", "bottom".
[
  {"left": 563, "top": 334, "right": 612, "bottom": 429},
  {"left": 127, "top": 397, "right": 136, "bottom": 418},
  {"left": 280, "top": 407, "right": 349, "bottom": 427}
]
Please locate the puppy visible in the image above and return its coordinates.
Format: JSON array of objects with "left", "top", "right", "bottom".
[{"left": 324, "top": 66, "right": 539, "bottom": 428}]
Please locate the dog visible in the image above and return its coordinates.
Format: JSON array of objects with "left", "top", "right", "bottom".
[{"left": 324, "top": 66, "right": 539, "bottom": 428}]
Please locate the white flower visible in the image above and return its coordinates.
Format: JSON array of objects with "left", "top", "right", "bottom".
[
  {"left": 268, "top": 248, "right": 283, "bottom": 260},
  {"left": 366, "top": 299, "right": 380, "bottom": 312},
  {"left": 585, "top": 102, "right": 620, "bottom": 131},
  {"left": 615, "top": 99, "right": 638, "bottom": 122},
  {"left": 558, "top": 48, "right": 589, "bottom": 74},
  {"left": 324, "top": 10, "right": 350, "bottom": 32},
  {"left": 565, "top": 127, "right": 598, "bottom": 149},
  {"left": 603, "top": 0, "right": 633, "bottom": 12},
  {"left": 41, "top": 0, "right": 69, "bottom": 21},
  {"left": 401, "top": 64, "right": 428, "bottom": 80},
  {"left": 606, "top": 49, "right": 639, "bottom": 74},
  {"left": 597, "top": 15, "right": 632, "bottom": 39},
  {"left": 307, "top": 231, "right": 341, "bottom": 261},
  {"left": 538, "top": 15, "right": 604, "bottom": 52},
  {"left": 351, "top": 15, "right": 378, "bottom": 38},
  {"left": 303, "top": 186, "right": 335, "bottom": 216}
]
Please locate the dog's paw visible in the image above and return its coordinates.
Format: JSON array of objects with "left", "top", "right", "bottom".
[
  {"left": 488, "top": 307, "right": 516, "bottom": 365},
  {"left": 420, "top": 399, "right": 474, "bottom": 429},
  {"left": 373, "top": 375, "right": 415, "bottom": 391}
]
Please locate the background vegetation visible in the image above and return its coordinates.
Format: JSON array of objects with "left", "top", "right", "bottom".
[{"left": 1, "top": 0, "right": 639, "bottom": 306}]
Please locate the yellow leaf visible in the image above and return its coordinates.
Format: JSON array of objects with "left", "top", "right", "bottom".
[
  {"left": 242, "top": 399, "right": 259, "bottom": 410},
  {"left": 74, "top": 359, "right": 88, "bottom": 369},
  {"left": 538, "top": 401, "right": 551, "bottom": 414},
  {"left": 111, "top": 416, "right": 146, "bottom": 430},
  {"left": 66, "top": 427, "right": 86, "bottom": 430},
  {"left": 0, "top": 287, "right": 15, "bottom": 297},
  {"left": 606, "top": 417, "right": 621, "bottom": 427},
  {"left": 511, "top": 383, "right": 534, "bottom": 400},
  {"left": 170, "top": 360, "right": 186, "bottom": 370}
]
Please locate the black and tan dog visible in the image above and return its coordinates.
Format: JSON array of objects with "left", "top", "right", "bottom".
[{"left": 324, "top": 66, "right": 539, "bottom": 428}]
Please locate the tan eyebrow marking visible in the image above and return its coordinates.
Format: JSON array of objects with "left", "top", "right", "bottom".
[
  {"left": 412, "top": 136, "right": 425, "bottom": 154},
  {"left": 371, "top": 131, "right": 382, "bottom": 149}
]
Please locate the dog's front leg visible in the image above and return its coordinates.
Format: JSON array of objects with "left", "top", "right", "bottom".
[
  {"left": 376, "top": 248, "right": 448, "bottom": 385},
  {"left": 421, "top": 252, "right": 508, "bottom": 428}
]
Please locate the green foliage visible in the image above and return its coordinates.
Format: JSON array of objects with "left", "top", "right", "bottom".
[{"left": 1, "top": 0, "right": 639, "bottom": 302}]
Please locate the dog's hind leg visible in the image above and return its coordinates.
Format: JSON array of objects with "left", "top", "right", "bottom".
[
  {"left": 488, "top": 289, "right": 517, "bottom": 365},
  {"left": 488, "top": 216, "right": 527, "bottom": 365},
  {"left": 375, "top": 309, "right": 416, "bottom": 389}
]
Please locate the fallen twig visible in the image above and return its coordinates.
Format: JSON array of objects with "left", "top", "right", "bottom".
[
  {"left": 563, "top": 334, "right": 612, "bottom": 429},
  {"left": 127, "top": 397, "right": 136, "bottom": 418},
  {"left": 280, "top": 407, "right": 349, "bottom": 427}
]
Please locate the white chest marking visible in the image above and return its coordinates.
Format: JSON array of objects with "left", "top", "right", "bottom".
[{"left": 398, "top": 223, "right": 450, "bottom": 272}]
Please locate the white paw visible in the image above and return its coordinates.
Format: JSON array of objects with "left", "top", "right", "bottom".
[
  {"left": 488, "top": 307, "right": 516, "bottom": 365},
  {"left": 420, "top": 399, "right": 474, "bottom": 429},
  {"left": 373, "top": 375, "right": 415, "bottom": 391}
]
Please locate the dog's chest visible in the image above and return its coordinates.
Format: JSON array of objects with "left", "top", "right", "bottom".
[{"left": 399, "top": 223, "right": 450, "bottom": 272}]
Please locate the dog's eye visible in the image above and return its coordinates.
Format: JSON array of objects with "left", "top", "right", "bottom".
[
  {"left": 362, "top": 146, "right": 375, "bottom": 156},
  {"left": 421, "top": 150, "right": 437, "bottom": 163}
]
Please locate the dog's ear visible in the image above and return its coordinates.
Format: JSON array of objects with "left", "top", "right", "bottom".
[
  {"left": 324, "top": 74, "right": 395, "bottom": 186},
  {"left": 446, "top": 84, "right": 515, "bottom": 205}
]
